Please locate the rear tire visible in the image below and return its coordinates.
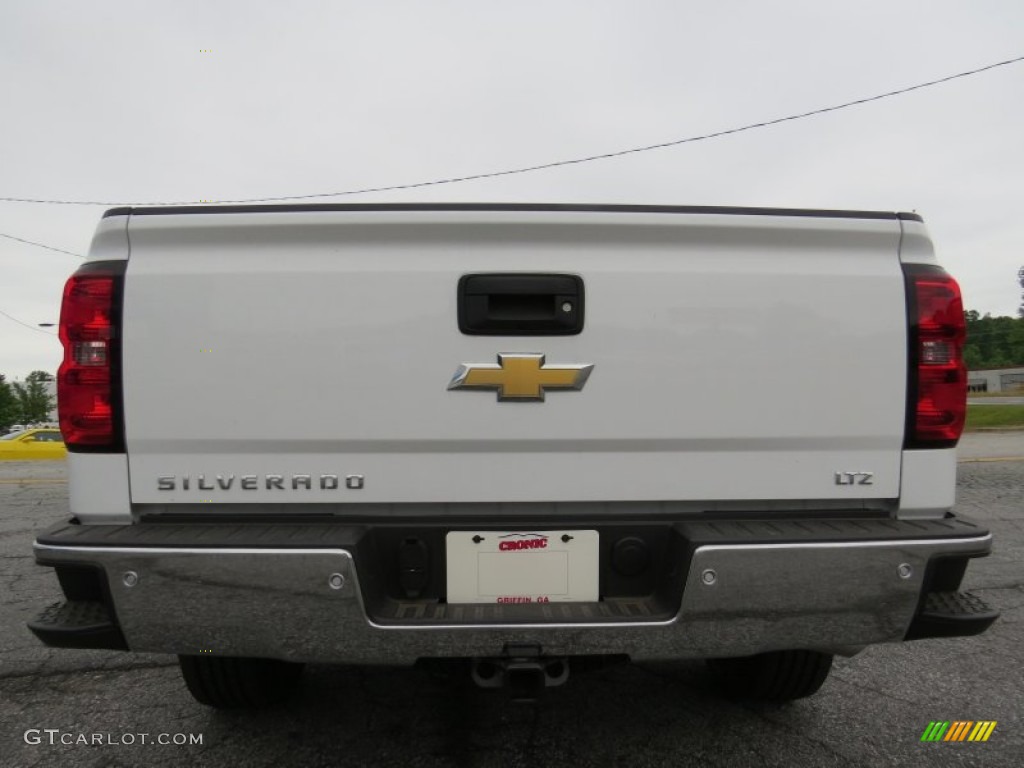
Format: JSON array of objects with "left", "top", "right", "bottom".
[
  {"left": 707, "top": 650, "right": 832, "bottom": 701},
  {"left": 178, "top": 655, "right": 304, "bottom": 709}
]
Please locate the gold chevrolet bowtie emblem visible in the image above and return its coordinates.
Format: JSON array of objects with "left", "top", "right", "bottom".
[{"left": 448, "top": 354, "right": 594, "bottom": 401}]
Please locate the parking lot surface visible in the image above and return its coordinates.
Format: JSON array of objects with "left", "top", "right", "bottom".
[{"left": 1, "top": 437, "right": 1021, "bottom": 767}]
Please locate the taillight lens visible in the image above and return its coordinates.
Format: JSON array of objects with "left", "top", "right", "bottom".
[
  {"left": 58, "top": 262, "right": 126, "bottom": 450},
  {"left": 903, "top": 264, "right": 966, "bottom": 448}
]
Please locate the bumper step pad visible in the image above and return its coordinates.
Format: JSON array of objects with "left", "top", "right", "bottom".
[
  {"left": 27, "top": 600, "right": 128, "bottom": 650},
  {"left": 905, "top": 591, "right": 999, "bottom": 641}
]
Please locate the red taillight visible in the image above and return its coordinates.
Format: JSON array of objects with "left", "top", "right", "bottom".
[
  {"left": 58, "top": 262, "right": 125, "bottom": 450},
  {"left": 904, "top": 264, "right": 966, "bottom": 448}
]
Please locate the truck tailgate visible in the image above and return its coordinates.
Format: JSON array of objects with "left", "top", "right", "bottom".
[{"left": 121, "top": 209, "right": 907, "bottom": 505}]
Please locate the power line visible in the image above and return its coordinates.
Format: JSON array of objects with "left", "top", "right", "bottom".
[
  {"left": 0, "top": 232, "right": 83, "bottom": 258},
  {"left": 0, "top": 232, "right": 74, "bottom": 338},
  {"left": 0, "top": 54, "right": 1021, "bottom": 207},
  {"left": 0, "top": 309, "right": 58, "bottom": 336}
]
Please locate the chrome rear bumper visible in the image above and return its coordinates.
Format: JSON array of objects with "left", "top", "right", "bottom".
[{"left": 32, "top": 519, "right": 993, "bottom": 662}]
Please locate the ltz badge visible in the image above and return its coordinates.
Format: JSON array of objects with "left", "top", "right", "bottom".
[{"left": 447, "top": 354, "right": 593, "bottom": 401}]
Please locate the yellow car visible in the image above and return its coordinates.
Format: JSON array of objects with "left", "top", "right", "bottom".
[{"left": 0, "top": 429, "right": 68, "bottom": 460}]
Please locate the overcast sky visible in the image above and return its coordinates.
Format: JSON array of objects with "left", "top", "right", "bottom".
[{"left": 2, "top": 0, "right": 1022, "bottom": 379}]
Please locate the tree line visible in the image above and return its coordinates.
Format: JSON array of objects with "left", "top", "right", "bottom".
[
  {"left": 964, "top": 312, "right": 1024, "bottom": 370},
  {"left": 0, "top": 371, "right": 56, "bottom": 433},
  {"left": 964, "top": 266, "right": 1024, "bottom": 370}
]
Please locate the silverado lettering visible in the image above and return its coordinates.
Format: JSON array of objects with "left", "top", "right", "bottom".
[{"left": 156, "top": 474, "right": 361, "bottom": 491}]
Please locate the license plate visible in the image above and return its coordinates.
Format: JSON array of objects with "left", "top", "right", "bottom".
[{"left": 445, "top": 530, "right": 599, "bottom": 604}]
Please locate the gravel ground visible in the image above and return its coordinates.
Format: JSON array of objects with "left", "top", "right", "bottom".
[{"left": 0, "top": 444, "right": 1020, "bottom": 767}]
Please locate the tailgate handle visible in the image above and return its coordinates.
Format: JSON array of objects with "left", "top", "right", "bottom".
[{"left": 458, "top": 274, "right": 584, "bottom": 336}]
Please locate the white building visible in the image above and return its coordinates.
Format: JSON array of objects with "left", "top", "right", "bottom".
[{"left": 967, "top": 367, "right": 1024, "bottom": 393}]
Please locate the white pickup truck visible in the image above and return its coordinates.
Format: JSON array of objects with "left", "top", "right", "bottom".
[{"left": 29, "top": 203, "right": 997, "bottom": 707}]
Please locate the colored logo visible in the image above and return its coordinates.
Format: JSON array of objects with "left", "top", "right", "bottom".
[
  {"left": 448, "top": 354, "right": 593, "bottom": 401},
  {"left": 498, "top": 533, "right": 549, "bottom": 551},
  {"left": 920, "top": 721, "right": 997, "bottom": 742}
]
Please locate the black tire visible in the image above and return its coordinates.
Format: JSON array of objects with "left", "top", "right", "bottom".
[
  {"left": 707, "top": 650, "right": 832, "bottom": 701},
  {"left": 178, "top": 655, "right": 304, "bottom": 709}
]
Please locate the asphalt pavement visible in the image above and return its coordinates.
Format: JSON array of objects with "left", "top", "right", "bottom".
[
  {"left": 0, "top": 439, "right": 1021, "bottom": 767},
  {"left": 956, "top": 431, "right": 1024, "bottom": 460}
]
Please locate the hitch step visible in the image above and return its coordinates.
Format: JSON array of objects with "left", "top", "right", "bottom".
[
  {"left": 905, "top": 591, "right": 999, "bottom": 641},
  {"left": 27, "top": 600, "right": 128, "bottom": 650},
  {"left": 472, "top": 656, "right": 570, "bottom": 701}
]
